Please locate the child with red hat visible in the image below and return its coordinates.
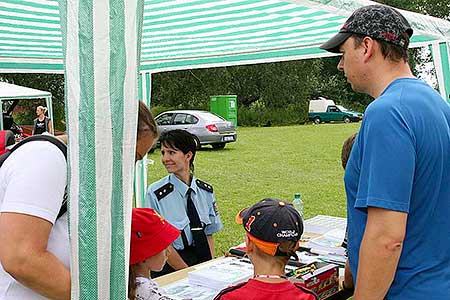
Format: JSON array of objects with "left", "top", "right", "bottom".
[
  {"left": 214, "top": 198, "right": 317, "bottom": 300},
  {"left": 129, "top": 208, "right": 181, "bottom": 300}
]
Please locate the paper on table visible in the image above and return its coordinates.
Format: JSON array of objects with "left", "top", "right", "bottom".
[
  {"left": 307, "top": 228, "right": 346, "bottom": 256},
  {"left": 188, "top": 257, "right": 253, "bottom": 290},
  {"left": 163, "top": 279, "right": 219, "bottom": 300},
  {"left": 303, "top": 215, "right": 347, "bottom": 235}
]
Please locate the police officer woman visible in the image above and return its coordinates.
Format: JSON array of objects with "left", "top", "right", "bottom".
[{"left": 145, "top": 129, "right": 223, "bottom": 276}]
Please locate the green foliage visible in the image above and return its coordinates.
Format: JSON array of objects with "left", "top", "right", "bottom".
[
  {"left": 237, "top": 104, "right": 307, "bottom": 127},
  {"left": 146, "top": 123, "right": 361, "bottom": 254},
  {"left": 375, "top": 0, "right": 450, "bottom": 20}
]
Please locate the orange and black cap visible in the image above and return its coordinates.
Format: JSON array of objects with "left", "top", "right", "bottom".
[{"left": 236, "top": 198, "right": 303, "bottom": 258}]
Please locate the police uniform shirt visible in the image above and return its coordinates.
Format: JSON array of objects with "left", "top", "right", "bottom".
[{"left": 145, "top": 173, "right": 223, "bottom": 251}]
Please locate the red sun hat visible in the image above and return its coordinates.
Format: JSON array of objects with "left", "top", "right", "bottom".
[{"left": 130, "top": 208, "right": 180, "bottom": 265}]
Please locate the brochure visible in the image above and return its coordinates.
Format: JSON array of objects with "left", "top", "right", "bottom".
[
  {"left": 187, "top": 257, "right": 253, "bottom": 290},
  {"left": 163, "top": 279, "right": 218, "bottom": 300}
]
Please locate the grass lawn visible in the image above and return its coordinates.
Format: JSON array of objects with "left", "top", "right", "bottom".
[{"left": 147, "top": 122, "right": 361, "bottom": 256}]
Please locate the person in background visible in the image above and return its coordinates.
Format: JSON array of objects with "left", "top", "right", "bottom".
[
  {"left": 146, "top": 129, "right": 223, "bottom": 277},
  {"left": 32, "top": 106, "right": 52, "bottom": 135},
  {"left": 339, "top": 132, "right": 358, "bottom": 296},
  {"left": 321, "top": 4, "right": 450, "bottom": 300},
  {"left": 128, "top": 208, "right": 180, "bottom": 300},
  {"left": 0, "top": 101, "right": 157, "bottom": 300},
  {"left": 214, "top": 198, "right": 317, "bottom": 300}
]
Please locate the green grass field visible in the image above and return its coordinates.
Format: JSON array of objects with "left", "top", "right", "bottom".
[{"left": 147, "top": 123, "right": 361, "bottom": 256}]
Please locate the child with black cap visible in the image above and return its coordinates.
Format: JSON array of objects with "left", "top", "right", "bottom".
[
  {"left": 128, "top": 208, "right": 181, "bottom": 300},
  {"left": 214, "top": 198, "right": 317, "bottom": 300}
]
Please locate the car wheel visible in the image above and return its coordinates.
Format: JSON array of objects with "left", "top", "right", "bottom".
[
  {"left": 212, "top": 143, "right": 226, "bottom": 150},
  {"left": 193, "top": 136, "right": 201, "bottom": 150},
  {"left": 343, "top": 116, "right": 351, "bottom": 123},
  {"left": 313, "top": 117, "right": 321, "bottom": 125}
]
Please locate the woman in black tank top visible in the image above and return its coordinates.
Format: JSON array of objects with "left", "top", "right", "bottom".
[{"left": 32, "top": 106, "right": 52, "bottom": 135}]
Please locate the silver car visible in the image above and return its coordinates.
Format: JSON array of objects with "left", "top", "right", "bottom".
[{"left": 154, "top": 110, "right": 237, "bottom": 149}]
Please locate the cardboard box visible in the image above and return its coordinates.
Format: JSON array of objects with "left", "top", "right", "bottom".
[{"left": 290, "top": 263, "right": 339, "bottom": 299}]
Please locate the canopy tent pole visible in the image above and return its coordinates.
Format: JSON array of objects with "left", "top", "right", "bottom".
[
  {"left": 45, "top": 96, "right": 55, "bottom": 134},
  {"left": 58, "top": 0, "right": 144, "bottom": 299},
  {"left": 430, "top": 42, "right": 450, "bottom": 102},
  {"left": 135, "top": 71, "right": 152, "bottom": 208}
]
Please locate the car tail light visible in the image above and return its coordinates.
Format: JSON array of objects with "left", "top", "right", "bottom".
[{"left": 205, "top": 124, "right": 218, "bottom": 132}]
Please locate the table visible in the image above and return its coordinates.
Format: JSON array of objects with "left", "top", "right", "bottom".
[{"left": 155, "top": 215, "right": 352, "bottom": 300}]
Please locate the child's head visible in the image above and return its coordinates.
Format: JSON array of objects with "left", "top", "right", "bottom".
[
  {"left": 129, "top": 208, "right": 180, "bottom": 300},
  {"left": 236, "top": 198, "right": 303, "bottom": 264},
  {"left": 341, "top": 132, "right": 358, "bottom": 169},
  {"left": 130, "top": 208, "right": 180, "bottom": 270}
]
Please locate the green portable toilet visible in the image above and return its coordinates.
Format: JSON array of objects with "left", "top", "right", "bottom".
[{"left": 210, "top": 95, "right": 237, "bottom": 127}]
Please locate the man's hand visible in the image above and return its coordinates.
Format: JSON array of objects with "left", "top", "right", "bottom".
[
  {"left": 0, "top": 212, "right": 70, "bottom": 300},
  {"left": 343, "top": 259, "right": 354, "bottom": 291}
]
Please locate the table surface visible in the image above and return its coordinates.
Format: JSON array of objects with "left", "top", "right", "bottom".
[{"left": 155, "top": 232, "right": 335, "bottom": 286}]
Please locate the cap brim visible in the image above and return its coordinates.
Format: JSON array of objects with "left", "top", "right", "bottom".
[
  {"left": 320, "top": 32, "right": 352, "bottom": 53},
  {"left": 235, "top": 207, "right": 249, "bottom": 224}
]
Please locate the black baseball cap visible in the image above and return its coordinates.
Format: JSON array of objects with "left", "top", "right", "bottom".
[
  {"left": 320, "top": 5, "right": 413, "bottom": 53},
  {"left": 236, "top": 198, "right": 303, "bottom": 258}
]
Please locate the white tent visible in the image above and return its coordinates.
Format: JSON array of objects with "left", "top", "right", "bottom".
[{"left": 0, "top": 82, "right": 54, "bottom": 133}]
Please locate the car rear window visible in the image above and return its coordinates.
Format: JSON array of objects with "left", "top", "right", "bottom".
[{"left": 198, "top": 112, "right": 225, "bottom": 122}]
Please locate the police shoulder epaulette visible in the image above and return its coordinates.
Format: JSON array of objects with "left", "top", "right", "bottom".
[
  {"left": 212, "top": 281, "right": 248, "bottom": 300},
  {"left": 153, "top": 183, "right": 174, "bottom": 201},
  {"left": 294, "top": 283, "right": 319, "bottom": 299},
  {"left": 196, "top": 179, "right": 213, "bottom": 193}
]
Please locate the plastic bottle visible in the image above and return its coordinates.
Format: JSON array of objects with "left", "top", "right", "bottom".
[{"left": 292, "top": 193, "right": 304, "bottom": 217}]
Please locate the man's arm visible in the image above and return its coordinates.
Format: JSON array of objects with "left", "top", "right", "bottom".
[
  {"left": 354, "top": 207, "right": 407, "bottom": 300},
  {"left": 166, "top": 245, "right": 189, "bottom": 270},
  {"left": 207, "top": 235, "right": 215, "bottom": 258},
  {"left": 0, "top": 212, "right": 70, "bottom": 300}
]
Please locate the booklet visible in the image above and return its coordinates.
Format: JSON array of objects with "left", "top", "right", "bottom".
[
  {"left": 164, "top": 279, "right": 218, "bottom": 300},
  {"left": 187, "top": 257, "right": 254, "bottom": 290},
  {"left": 307, "top": 228, "right": 346, "bottom": 257}
]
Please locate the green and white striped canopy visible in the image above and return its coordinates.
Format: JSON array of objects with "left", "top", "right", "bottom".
[
  {"left": 2, "top": 2, "right": 450, "bottom": 300},
  {"left": 1, "top": 0, "right": 449, "bottom": 74}
]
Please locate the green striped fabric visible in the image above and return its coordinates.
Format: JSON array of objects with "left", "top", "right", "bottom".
[
  {"left": 59, "top": 0, "right": 144, "bottom": 299},
  {"left": 1, "top": 0, "right": 448, "bottom": 73},
  {"left": 135, "top": 72, "right": 152, "bottom": 208},
  {"left": 430, "top": 42, "right": 450, "bottom": 102}
]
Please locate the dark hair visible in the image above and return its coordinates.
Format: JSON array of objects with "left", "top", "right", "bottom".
[
  {"left": 159, "top": 129, "right": 197, "bottom": 173},
  {"left": 341, "top": 132, "right": 358, "bottom": 169},
  {"left": 352, "top": 34, "right": 409, "bottom": 63},
  {"left": 137, "top": 101, "right": 157, "bottom": 139},
  {"left": 128, "top": 265, "right": 138, "bottom": 300}
]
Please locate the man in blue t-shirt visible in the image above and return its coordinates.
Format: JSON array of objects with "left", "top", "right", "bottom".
[{"left": 320, "top": 5, "right": 450, "bottom": 300}]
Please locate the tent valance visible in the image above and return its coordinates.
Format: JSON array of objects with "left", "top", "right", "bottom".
[{"left": 0, "top": 81, "right": 51, "bottom": 99}]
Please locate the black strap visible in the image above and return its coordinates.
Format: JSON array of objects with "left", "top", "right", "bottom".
[
  {"left": 0, "top": 135, "right": 68, "bottom": 219},
  {"left": 186, "top": 188, "right": 212, "bottom": 262},
  {"left": 180, "top": 231, "right": 190, "bottom": 249}
]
